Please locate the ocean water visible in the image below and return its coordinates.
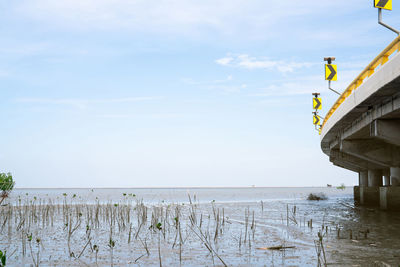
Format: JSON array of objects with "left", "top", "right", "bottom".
[
  {"left": 1, "top": 187, "right": 400, "bottom": 266},
  {"left": 10, "top": 186, "right": 353, "bottom": 204}
]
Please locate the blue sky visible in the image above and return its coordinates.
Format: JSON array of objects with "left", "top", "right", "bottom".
[{"left": 1, "top": 0, "right": 399, "bottom": 187}]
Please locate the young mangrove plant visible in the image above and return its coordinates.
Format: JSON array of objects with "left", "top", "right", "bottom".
[
  {"left": 0, "top": 250, "right": 6, "bottom": 267},
  {"left": 0, "top": 172, "right": 14, "bottom": 205}
]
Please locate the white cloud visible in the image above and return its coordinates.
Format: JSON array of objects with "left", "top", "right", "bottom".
[
  {"left": 215, "top": 57, "right": 233, "bottom": 66},
  {"left": 216, "top": 54, "right": 314, "bottom": 73}
]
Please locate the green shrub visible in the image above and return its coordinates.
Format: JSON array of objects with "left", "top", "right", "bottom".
[
  {"left": 0, "top": 173, "right": 14, "bottom": 193},
  {"left": 336, "top": 183, "right": 346, "bottom": 190},
  {"left": 0, "top": 249, "right": 6, "bottom": 267},
  {"left": 0, "top": 173, "right": 14, "bottom": 204}
]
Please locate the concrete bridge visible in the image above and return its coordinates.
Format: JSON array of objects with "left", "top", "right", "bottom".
[{"left": 320, "top": 36, "right": 400, "bottom": 210}]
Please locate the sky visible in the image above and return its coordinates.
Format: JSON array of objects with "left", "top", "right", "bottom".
[{"left": 1, "top": 0, "right": 399, "bottom": 188}]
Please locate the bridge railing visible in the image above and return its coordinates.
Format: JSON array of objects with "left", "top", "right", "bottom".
[{"left": 321, "top": 36, "right": 400, "bottom": 131}]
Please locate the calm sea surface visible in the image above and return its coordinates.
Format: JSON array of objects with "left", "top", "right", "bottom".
[
  {"left": 10, "top": 186, "right": 353, "bottom": 204},
  {"left": 3, "top": 187, "right": 400, "bottom": 266}
]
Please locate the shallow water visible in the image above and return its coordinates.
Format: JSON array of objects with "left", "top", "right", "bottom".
[
  {"left": 1, "top": 187, "right": 399, "bottom": 266},
  {"left": 9, "top": 187, "right": 352, "bottom": 204}
]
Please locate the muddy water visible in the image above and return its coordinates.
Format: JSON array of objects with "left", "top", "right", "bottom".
[{"left": 1, "top": 187, "right": 399, "bottom": 266}]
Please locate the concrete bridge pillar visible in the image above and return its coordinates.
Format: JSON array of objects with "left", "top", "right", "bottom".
[
  {"left": 368, "top": 170, "right": 383, "bottom": 187},
  {"left": 359, "top": 170, "right": 382, "bottom": 206},
  {"left": 390, "top": 167, "right": 400, "bottom": 186},
  {"left": 380, "top": 167, "right": 400, "bottom": 210},
  {"left": 384, "top": 176, "right": 391, "bottom": 186},
  {"left": 354, "top": 171, "right": 368, "bottom": 203},
  {"left": 383, "top": 169, "right": 391, "bottom": 186},
  {"left": 359, "top": 171, "right": 368, "bottom": 186}
]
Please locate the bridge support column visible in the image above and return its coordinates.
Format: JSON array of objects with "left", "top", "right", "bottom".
[
  {"left": 360, "top": 170, "right": 382, "bottom": 206},
  {"left": 390, "top": 167, "right": 400, "bottom": 186},
  {"left": 368, "top": 170, "right": 383, "bottom": 186},
  {"left": 359, "top": 171, "right": 368, "bottom": 186},
  {"left": 380, "top": 168, "right": 400, "bottom": 210},
  {"left": 383, "top": 169, "right": 391, "bottom": 186},
  {"left": 380, "top": 187, "right": 400, "bottom": 210},
  {"left": 384, "top": 176, "right": 391, "bottom": 186},
  {"left": 355, "top": 171, "right": 368, "bottom": 203}
]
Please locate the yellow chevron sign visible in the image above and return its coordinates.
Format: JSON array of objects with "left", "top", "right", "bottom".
[
  {"left": 313, "top": 115, "right": 320, "bottom": 125},
  {"left": 313, "top": 97, "right": 322, "bottom": 110},
  {"left": 374, "top": 0, "right": 392, "bottom": 11},
  {"left": 325, "top": 64, "right": 337, "bottom": 81}
]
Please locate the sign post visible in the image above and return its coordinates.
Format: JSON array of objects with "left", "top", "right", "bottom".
[
  {"left": 374, "top": 0, "right": 399, "bottom": 35},
  {"left": 324, "top": 57, "right": 341, "bottom": 95},
  {"left": 312, "top": 93, "right": 323, "bottom": 134}
]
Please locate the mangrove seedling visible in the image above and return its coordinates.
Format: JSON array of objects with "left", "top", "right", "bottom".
[
  {"left": 0, "top": 250, "right": 6, "bottom": 267},
  {"left": 0, "top": 172, "right": 14, "bottom": 205}
]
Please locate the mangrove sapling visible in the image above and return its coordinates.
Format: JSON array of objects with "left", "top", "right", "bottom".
[
  {"left": 93, "top": 244, "right": 99, "bottom": 265},
  {"left": 139, "top": 237, "right": 150, "bottom": 256},
  {"left": 128, "top": 223, "right": 133, "bottom": 244},
  {"left": 251, "top": 210, "right": 256, "bottom": 241},
  {"left": 314, "top": 231, "right": 327, "bottom": 267},
  {"left": 108, "top": 238, "right": 115, "bottom": 267},
  {"left": 158, "top": 231, "right": 162, "bottom": 267},
  {"left": 244, "top": 208, "right": 249, "bottom": 244},
  {"left": 0, "top": 250, "right": 6, "bottom": 267},
  {"left": 27, "top": 234, "right": 42, "bottom": 267},
  {"left": 0, "top": 172, "right": 14, "bottom": 205},
  {"left": 178, "top": 220, "right": 183, "bottom": 266},
  {"left": 188, "top": 203, "right": 228, "bottom": 267},
  {"left": 76, "top": 225, "right": 92, "bottom": 259},
  {"left": 66, "top": 211, "right": 82, "bottom": 258}
]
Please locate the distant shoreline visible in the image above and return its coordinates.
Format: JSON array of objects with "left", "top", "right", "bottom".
[{"left": 14, "top": 186, "right": 351, "bottom": 190}]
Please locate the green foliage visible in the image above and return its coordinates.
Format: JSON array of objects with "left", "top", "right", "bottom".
[
  {"left": 336, "top": 183, "right": 346, "bottom": 190},
  {"left": 0, "top": 173, "right": 14, "bottom": 193},
  {"left": 0, "top": 250, "right": 6, "bottom": 267},
  {"left": 108, "top": 239, "right": 115, "bottom": 248}
]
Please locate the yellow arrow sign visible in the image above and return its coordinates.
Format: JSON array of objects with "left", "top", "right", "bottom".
[
  {"left": 374, "top": 0, "right": 392, "bottom": 11},
  {"left": 313, "top": 97, "right": 322, "bottom": 110},
  {"left": 325, "top": 64, "right": 337, "bottom": 81},
  {"left": 313, "top": 115, "right": 320, "bottom": 125}
]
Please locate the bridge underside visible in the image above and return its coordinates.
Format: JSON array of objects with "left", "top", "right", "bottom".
[
  {"left": 327, "top": 96, "right": 400, "bottom": 209},
  {"left": 321, "top": 52, "right": 400, "bottom": 210}
]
